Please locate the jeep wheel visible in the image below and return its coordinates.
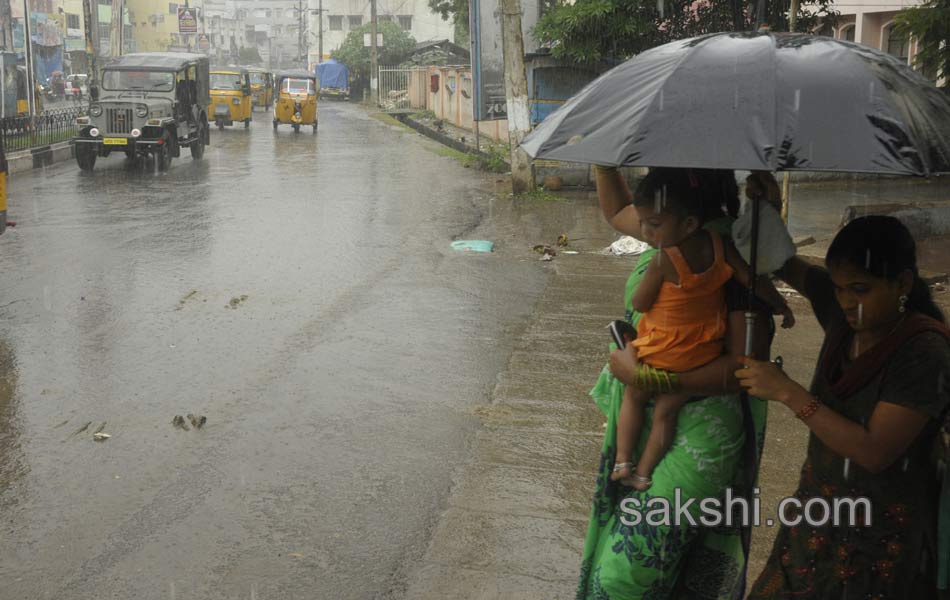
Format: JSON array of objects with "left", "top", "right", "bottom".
[
  {"left": 157, "top": 131, "right": 174, "bottom": 171},
  {"left": 190, "top": 124, "right": 207, "bottom": 160},
  {"left": 76, "top": 145, "right": 96, "bottom": 171}
]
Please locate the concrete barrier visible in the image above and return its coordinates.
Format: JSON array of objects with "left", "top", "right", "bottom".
[
  {"left": 8, "top": 140, "right": 75, "bottom": 175},
  {"left": 841, "top": 202, "right": 950, "bottom": 239}
]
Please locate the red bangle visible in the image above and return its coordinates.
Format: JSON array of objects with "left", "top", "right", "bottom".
[{"left": 795, "top": 398, "right": 821, "bottom": 420}]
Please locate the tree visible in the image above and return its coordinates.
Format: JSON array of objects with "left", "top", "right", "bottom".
[
  {"left": 331, "top": 20, "right": 417, "bottom": 70},
  {"left": 239, "top": 46, "right": 262, "bottom": 65},
  {"left": 894, "top": 0, "right": 950, "bottom": 90},
  {"left": 429, "top": 0, "right": 469, "bottom": 45},
  {"left": 532, "top": 0, "right": 838, "bottom": 63}
]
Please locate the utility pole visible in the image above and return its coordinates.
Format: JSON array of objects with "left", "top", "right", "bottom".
[
  {"left": 317, "top": 0, "right": 322, "bottom": 63},
  {"left": 23, "top": 0, "right": 36, "bottom": 115},
  {"left": 370, "top": 0, "right": 378, "bottom": 105},
  {"left": 110, "top": 0, "right": 123, "bottom": 56},
  {"left": 82, "top": 0, "right": 99, "bottom": 95},
  {"left": 500, "top": 0, "right": 535, "bottom": 193}
]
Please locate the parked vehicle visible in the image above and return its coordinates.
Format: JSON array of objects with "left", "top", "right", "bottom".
[
  {"left": 208, "top": 68, "right": 252, "bottom": 129},
  {"left": 316, "top": 59, "right": 348, "bottom": 101},
  {"left": 273, "top": 70, "right": 318, "bottom": 133},
  {"left": 247, "top": 68, "right": 274, "bottom": 110},
  {"left": 73, "top": 53, "right": 211, "bottom": 171},
  {"left": 65, "top": 73, "right": 88, "bottom": 100}
]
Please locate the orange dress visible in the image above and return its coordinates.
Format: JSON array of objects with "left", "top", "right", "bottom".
[{"left": 633, "top": 230, "right": 734, "bottom": 372}]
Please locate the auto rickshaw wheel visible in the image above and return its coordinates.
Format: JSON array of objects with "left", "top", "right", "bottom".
[
  {"left": 293, "top": 123, "right": 300, "bottom": 133},
  {"left": 272, "top": 119, "right": 278, "bottom": 131},
  {"left": 216, "top": 119, "right": 224, "bottom": 130},
  {"left": 244, "top": 118, "right": 250, "bottom": 129},
  {"left": 76, "top": 145, "right": 97, "bottom": 171},
  {"left": 312, "top": 121, "right": 318, "bottom": 133}
]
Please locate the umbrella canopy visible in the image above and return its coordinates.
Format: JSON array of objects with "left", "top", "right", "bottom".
[{"left": 521, "top": 31, "right": 950, "bottom": 176}]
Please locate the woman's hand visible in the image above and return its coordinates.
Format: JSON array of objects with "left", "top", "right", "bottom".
[
  {"left": 735, "top": 356, "right": 801, "bottom": 403},
  {"left": 609, "top": 344, "right": 639, "bottom": 386}
]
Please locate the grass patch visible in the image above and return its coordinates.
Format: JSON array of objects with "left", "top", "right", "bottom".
[
  {"left": 411, "top": 109, "right": 437, "bottom": 120},
  {"left": 517, "top": 188, "right": 568, "bottom": 203},
  {"left": 370, "top": 112, "right": 413, "bottom": 131}
]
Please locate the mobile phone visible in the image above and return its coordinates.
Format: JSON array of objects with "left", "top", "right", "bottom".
[{"left": 608, "top": 320, "right": 637, "bottom": 349}]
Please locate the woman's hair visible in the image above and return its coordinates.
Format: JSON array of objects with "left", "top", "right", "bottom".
[
  {"left": 632, "top": 168, "right": 705, "bottom": 222},
  {"left": 696, "top": 169, "right": 740, "bottom": 220},
  {"left": 826, "top": 215, "right": 944, "bottom": 323}
]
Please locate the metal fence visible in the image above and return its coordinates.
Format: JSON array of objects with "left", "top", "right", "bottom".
[
  {"left": 0, "top": 106, "right": 86, "bottom": 154},
  {"left": 378, "top": 66, "right": 427, "bottom": 112}
]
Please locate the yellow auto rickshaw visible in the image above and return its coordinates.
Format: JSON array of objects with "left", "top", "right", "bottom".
[
  {"left": 273, "top": 70, "right": 318, "bottom": 133},
  {"left": 208, "top": 68, "right": 252, "bottom": 129},
  {"left": 247, "top": 68, "right": 273, "bottom": 110}
]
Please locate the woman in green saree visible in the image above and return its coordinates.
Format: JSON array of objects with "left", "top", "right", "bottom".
[{"left": 578, "top": 167, "right": 778, "bottom": 600}]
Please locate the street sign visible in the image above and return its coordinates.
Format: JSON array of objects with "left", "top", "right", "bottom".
[
  {"left": 362, "top": 33, "right": 383, "bottom": 47},
  {"left": 178, "top": 8, "right": 198, "bottom": 34},
  {"left": 469, "top": 0, "right": 507, "bottom": 120},
  {"left": 197, "top": 34, "right": 210, "bottom": 51}
]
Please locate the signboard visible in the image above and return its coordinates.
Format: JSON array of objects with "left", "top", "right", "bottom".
[
  {"left": 65, "top": 37, "right": 86, "bottom": 52},
  {"left": 30, "top": 12, "right": 63, "bottom": 46},
  {"left": 362, "top": 33, "right": 383, "bottom": 47},
  {"left": 197, "top": 33, "right": 210, "bottom": 51},
  {"left": 178, "top": 7, "right": 198, "bottom": 34},
  {"left": 469, "top": 0, "right": 506, "bottom": 120}
]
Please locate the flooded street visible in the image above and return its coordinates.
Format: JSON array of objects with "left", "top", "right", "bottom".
[{"left": 0, "top": 102, "right": 546, "bottom": 599}]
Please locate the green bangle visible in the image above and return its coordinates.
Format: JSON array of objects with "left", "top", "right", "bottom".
[
  {"left": 593, "top": 164, "right": 618, "bottom": 174},
  {"left": 633, "top": 364, "right": 681, "bottom": 394}
]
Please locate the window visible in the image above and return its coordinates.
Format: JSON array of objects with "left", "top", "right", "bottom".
[
  {"left": 286, "top": 8, "right": 297, "bottom": 18},
  {"left": 348, "top": 15, "right": 362, "bottom": 28},
  {"left": 398, "top": 15, "right": 411, "bottom": 30},
  {"left": 329, "top": 16, "right": 343, "bottom": 30},
  {"left": 273, "top": 25, "right": 282, "bottom": 35},
  {"left": 265, "top": 9, "right": 272, "bottom": 17},
  {"left": 840, "top": 25, "right": 855, "bottom": 42},
  {"left": 168, "top": 3, "right": 178, "bottom": 15},
  {"left": 282, "top": 78, "right": 314, "bottom": 94},
  {"left": 884, "top": 24, "right": 909, "bottom": 63},
  {"left": 253, "top": 8, "right": 267, "bottom": 18},
  {"left": 67, "top": 13, "right": 81, "bottom": 29}
]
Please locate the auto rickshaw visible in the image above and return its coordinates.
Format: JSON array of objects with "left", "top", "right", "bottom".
[
  {"left": 246, "top": 68, "right": 273, "bottom": 110},
  {"left": 208, "top": 68, "right": 252, "bottom": 129},
  {"left": 273, "top": 70, "right": 318, "bottom": 133}
]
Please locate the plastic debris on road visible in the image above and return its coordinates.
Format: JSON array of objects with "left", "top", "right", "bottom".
[
  {"left": 605, "top": 236, "right": 651, "bottom": 256},
  {"left": 451, "top": 240, "right": 494, "bottom": 253},
  {"left": 93, "top": 432, "right": 111, "bottom": 441}
]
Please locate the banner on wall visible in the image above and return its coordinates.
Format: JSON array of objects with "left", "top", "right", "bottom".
[{"left": 178, "top": 7, "right": 198, "bottom": 34}]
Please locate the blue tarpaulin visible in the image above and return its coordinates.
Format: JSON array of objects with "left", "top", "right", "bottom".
[{"left": 316, "top": 59, "right": 348, "bottom": 90}]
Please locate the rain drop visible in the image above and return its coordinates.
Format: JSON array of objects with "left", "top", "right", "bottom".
[
  {"left": 659, "top": 89, "right": 664, "bottom": 111},
  {"left": 657, "top": 0, "right": 665, "bottom": 18},
  {"left": 857, "top": 303, "right": 864, "bottom": 326},
  {"left": 865, "top": 248, "right": 872, "bottom": 270},
  {"left": 794, "top": 89, "right": 801, "bottom": 112}
]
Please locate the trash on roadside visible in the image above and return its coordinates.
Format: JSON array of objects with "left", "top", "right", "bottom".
[
  {"left": 451, "top": 240, "right": 494, "bottom": 253},
  {"left": 172, "top": 415, "right": 190, "bottom": 430},
  {"left": 533, "top": 244, "right": 557, "bottom": 261},
  {"left": 187, "top": 414, "right": 207, "bottom": 429},
  {"left": 556, "top": 234, "right": 569, "bottom": 247},
  {"left": 562, "top": 250, "right": 579, "bottom": 255},
  {"left": 93, "top": 432, "right": 111, "bottom": 441},
  {"left": 605, "top": 236, "right": 651, "bottom": 256}
]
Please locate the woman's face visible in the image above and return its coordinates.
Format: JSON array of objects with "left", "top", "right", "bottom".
[{"left": 828, "top": 261, "right": 911, "bottom": 332}]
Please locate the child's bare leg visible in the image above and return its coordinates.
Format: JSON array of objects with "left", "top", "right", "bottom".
[
  {"left": 611, "top": 386, "right": 651, "bottom": 484},
  {"left": 632, "top": 393, "right": 690, "bottom": 491}
]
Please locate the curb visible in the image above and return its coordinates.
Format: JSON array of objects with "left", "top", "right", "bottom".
[
  {"left": 9, "top": 140, "right": 75, "bottom": 174},
  {"left": 393, "top": 113, "right": 503, "bottom": 166}
]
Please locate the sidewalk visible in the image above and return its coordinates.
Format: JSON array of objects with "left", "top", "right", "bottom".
[{"left": 404, "top": 192, "right": 634, "bottom": 598}]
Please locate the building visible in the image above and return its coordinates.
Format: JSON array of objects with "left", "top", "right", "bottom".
[
  {"left": 307, "top": 0, "right": 454, "bottom": 66},
  {"left": 238, "top": 0, "right": 303, "bottom": 68},
  {"left": 202, "top": 0, "right": 246, "bottom": 63}
]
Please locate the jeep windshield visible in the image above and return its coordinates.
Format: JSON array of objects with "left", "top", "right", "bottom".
[
  {"left": 210, "top": 73, "right": 244, "bottom": 90},
  {"left": 102, "top": 69, "right": 175, "bottom": 92}
]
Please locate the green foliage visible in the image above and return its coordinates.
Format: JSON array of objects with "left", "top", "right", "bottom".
[
  {"left": 532, "top": 0, "right": 838, "bottom": 63},
  {"left": 331, "top": 21, "right": 417, "bottom": 70},
  {"left": 238, "top": 46, "right": 262, "bottom": 65},
  {"left": 429, "top": 0, "right": 469, "bottom": 45},
  {"left": 483, "top": 142, "right": 509, "bottom": 172},
  {"left": 894, "top": 0, "right": 950, "bottom": 89}
]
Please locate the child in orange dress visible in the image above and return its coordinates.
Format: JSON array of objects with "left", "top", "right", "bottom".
[{"left": 611, "top": 169, "right": 794, "bottom": 490}]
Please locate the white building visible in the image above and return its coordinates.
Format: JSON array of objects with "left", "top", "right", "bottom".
[
  {"left": 306, "top": 0, "right": 454, "bottom": 66},
  {"left": 201, "top": 0, "right": 248, "bottom": 63}
]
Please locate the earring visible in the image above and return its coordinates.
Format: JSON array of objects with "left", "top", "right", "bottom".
[{"left": 899, "top": 295, "right": 908, "bottom": 313}]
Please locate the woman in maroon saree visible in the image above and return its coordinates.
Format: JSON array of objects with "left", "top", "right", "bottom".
[{"left": 739, "top": 215, "right": 950, "bottom": 599}]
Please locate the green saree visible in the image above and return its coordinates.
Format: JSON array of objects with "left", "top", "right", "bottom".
[{"left": 578, "top": 244, "right": 769, "bottom": 600}]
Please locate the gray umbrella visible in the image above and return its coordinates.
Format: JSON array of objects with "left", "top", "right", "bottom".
[{"left": 521, "top": 31, "right": 950, "bottom": 176}]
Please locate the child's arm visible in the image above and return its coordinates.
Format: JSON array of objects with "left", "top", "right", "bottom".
[
  {"left": 724, "top": 242, "right": 795, "bottom": 328},
  {"left": 630, "top": 252, "right": 666, "bottom": 314}
]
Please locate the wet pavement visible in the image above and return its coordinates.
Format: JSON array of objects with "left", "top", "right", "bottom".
[{"left": 0, "top": 103, "right": 550, "bottom": 599}]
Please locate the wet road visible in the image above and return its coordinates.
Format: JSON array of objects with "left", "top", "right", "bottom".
[{"left": 0, "top": 103, "right": 545, "bottom": 599}]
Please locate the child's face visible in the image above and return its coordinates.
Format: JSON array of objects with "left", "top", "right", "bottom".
[
  {"left": 828, "top": 261, "right": 911, "bottom": 333},
  {"left": 635, "top": 202, "right": 698, "bottom": 249}
]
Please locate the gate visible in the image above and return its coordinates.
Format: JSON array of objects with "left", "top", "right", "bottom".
[{"left": 377, "top": 66, "right": 427, "bottom": 112}]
